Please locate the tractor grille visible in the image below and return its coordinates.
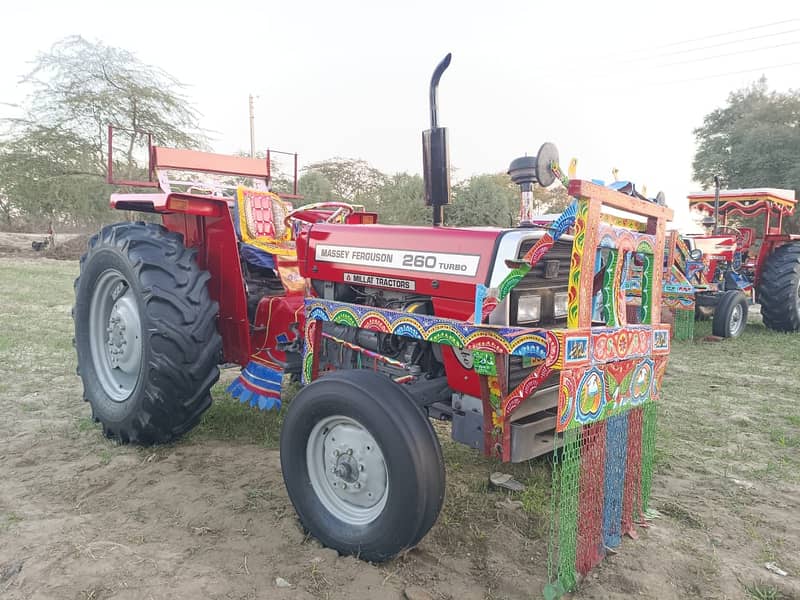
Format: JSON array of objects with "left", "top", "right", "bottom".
[
  {"left": 514, "top": 237, "right": 574, "bottom": 287},
  {"left": 509, "top": 237, "right": 573, "bottom": 327}
]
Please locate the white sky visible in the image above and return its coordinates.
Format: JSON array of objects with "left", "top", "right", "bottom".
[{"left": 2, "top": 1, "right": 798, "bottom": 226}]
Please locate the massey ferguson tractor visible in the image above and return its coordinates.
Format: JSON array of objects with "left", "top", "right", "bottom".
[
  {"left": 73, "top": 55, "right": 673, "bottom": 561},
  {"left": 676, "top": 181, "right": 800, "bottom": 337}
]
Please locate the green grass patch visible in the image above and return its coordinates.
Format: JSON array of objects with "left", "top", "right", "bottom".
[
  {"left": 76, "top": 416, "right": 97, "bottom": 432},
  {"left": 99, "top": 448, "right": 112, "bottom": 465},
  {"left": 0, "top": 512, "right": 22, "bottom": 531},
  {"left": 659, "top": 315, "right": 800, "bottom": 485},
  {"left": 745, "top": 582, "right": 787, "bottom": 600},
  {"left": 186, "top": 383, "right": 291, "bottom": 448},
  {"left": 769, "top": 429, "right": 800, "bottom": 448}
]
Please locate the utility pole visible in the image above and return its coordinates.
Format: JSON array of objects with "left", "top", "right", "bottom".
[{"left": 249, "top": 94, "right": 255, "bottom": 158}]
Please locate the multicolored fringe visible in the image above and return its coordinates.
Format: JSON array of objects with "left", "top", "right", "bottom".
[
  {"left": 673, "top": 307, "right": 695, "bottom": 340},
  {"left": 227, "top": 361, "right": 283, "bottom": 411},
  {"left": 545, "top": 402, "right": 658, "bottom": 599}
]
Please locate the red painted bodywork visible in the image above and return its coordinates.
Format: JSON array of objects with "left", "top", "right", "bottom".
[
  {"left": 683, "top": 234, "right": 737, "bottom": 287},
  {"left": 110, "top": 178, "right": 508, "bottom": 398},
  {"left": 111, "top": 189, "right": 388, "bottom": 369},
  {"left": 105, "top": 135, "right": 508, "bottom": 385},
  {"left": 432, "top": 297, "right": 483, "bottom": 397},
  {"left": 251, "top": 295, "right": 305, "bottom": 365},
  {"left": 107, "top": 135, "right": 381, "bottom": 368},
  {"left": 300, "top": 223, "right": 504, "bottom": 397},
  {"left": 160, "top": 198, "right": 251, "bottom": 365},
  {"left": 301, "top": 223, "right": 500, "bottom": 297}
]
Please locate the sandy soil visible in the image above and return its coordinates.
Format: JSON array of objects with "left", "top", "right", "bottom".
[{"left": 0, "top": 257, "right": 798, "bottom": 600}]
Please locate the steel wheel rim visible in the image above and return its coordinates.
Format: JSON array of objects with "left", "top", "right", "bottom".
[
  {"left": 306, "top": 415, "right": 388, "bottom": 526},
  {"left": 88, "top": 269, "right": 143, "bottom": 401},
  {"left": 729, "top": 302, "right": 744, "bottom": 335}
]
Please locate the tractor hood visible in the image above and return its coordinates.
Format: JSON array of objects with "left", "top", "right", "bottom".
[{"left": 299, "top": 223, "right": 515, "bottom": 300}]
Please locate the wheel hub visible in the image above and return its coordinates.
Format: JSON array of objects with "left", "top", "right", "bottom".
[
  {"left": 105, "top": 297, "right": 140, "bottom": 371},
  {"left": 89, "top": 270, "right": 143, "bottom": 402},
  {"left": 307, "top": 416, "right": 389, "bottom": 525},
  {"left": 333, "top": 453, "right": 359, "bottom": 483},
  {"left": 107, "top": 311, "right": 126, "bottom": 365}
]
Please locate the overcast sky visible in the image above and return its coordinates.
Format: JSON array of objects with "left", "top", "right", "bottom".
[{"left": 2, "top": 1, "right": 798, "bottom": 225}]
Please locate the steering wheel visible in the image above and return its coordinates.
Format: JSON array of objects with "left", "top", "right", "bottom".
[
  {"left": 715, "top": 225, "right": 744, "bottom": 249},
  {"left": 284, "top": 202, "right": 356, "bottom": 229}
]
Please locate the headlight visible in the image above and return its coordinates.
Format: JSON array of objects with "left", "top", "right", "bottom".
[
  {"left": 517, "top": 295, "right": 542, "bottom": 323},
  {"left": 554, "top": 291, "right": 568, "bottom": 318}
]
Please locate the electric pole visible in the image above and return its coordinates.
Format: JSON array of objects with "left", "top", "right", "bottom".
[{"left": 249, "top": 94, "right": 255, "bottom": 158}]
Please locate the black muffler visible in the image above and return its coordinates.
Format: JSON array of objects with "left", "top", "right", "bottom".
[{"left": 422, "top": 53, "right": 452, "bottom": 227}]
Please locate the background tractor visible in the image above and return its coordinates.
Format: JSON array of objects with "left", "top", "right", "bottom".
[
  {"left": 73, "top": 55, "right": 673, "bottom": 562},
  {"left": 679, "top": 181, "right": 800, "bottom": 337}
]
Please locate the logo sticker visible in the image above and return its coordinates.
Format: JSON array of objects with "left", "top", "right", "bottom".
[
  {"left": 316, "top": 244, "right": 480, "bottom": 276},
  {"left": 343, "top": 272, "right": 416, "bottom": 291}
]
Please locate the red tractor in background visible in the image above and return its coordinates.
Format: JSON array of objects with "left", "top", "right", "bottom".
[
  {"left": 680, "top": 179, "right": 800, "bottom": 337},
  {"left": 73, "top": 55, "right": 673, "bottom": 561}
]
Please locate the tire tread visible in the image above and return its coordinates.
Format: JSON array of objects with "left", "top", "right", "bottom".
[{"left": 74, "top": 222, "right": 222, "bottom": 444}]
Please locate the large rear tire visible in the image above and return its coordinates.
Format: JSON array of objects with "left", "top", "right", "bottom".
[
  {"left": 758, "top": 242, "right": 800, "bottom": 332},
  {"left": 73, "top": 222, "right": 222, "bottom": 444},
  {"left": 280, "top": 370, "right": 445, "bottom": 562}
]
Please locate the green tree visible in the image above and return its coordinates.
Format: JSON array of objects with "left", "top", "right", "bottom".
[
  {"left": 0, "top": 126, "right": 109, "bottom": 226},
  {"left": 303, "top": 158, "right": 387, "bottom": 210},
  {"left": 693, "top": 78, "right": 800, "bottom": 231},
  {"left": 446, "top": 173, "right": 570, "bottom": 227},
  {"left": 298, "top": 170, "right": 335, "bottom": 205},
  {"left": 376, "top": 173, "right": 427, "bottom": 225},
  {"left": 0, "top": 36, "right": 205, "bottom": 228},
  {"left": 448, "top": 173, "right": 517, "bottom": 227}
]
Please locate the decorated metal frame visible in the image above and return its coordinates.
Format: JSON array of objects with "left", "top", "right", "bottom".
[{"left": 301, "top": 180, "right": 673, "bottom": 461}]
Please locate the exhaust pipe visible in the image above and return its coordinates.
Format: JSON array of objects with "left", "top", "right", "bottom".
[{"left": 422, "top": 53, "right": 452, "bottom": 227}]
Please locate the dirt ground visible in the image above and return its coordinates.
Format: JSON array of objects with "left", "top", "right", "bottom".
[
  {"left": 0, "top": 231, "right": 88, "bottom": 260},
  {"left": 0, "top": 254, "right": 798, "bottom": 600}
]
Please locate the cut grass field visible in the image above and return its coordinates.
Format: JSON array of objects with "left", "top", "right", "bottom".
[{"left": 0, "top": 257, "right": 798, "bottom": 600}]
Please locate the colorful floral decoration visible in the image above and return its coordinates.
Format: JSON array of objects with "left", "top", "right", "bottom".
[{"left": 295, "top": 177, "right": 672, "bottom": 599}]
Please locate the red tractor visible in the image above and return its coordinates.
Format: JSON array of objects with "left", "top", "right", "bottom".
[
  {"left": 73, "top": 56, "right": 673, "bottom": 561},
  {"left": 682, "top": 181, "right": 800, "bottom": 337}
]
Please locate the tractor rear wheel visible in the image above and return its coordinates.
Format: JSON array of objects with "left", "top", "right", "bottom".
[
  {"left": 758, "top": 242, "right": 800, "bottom": 332},
  {"left": 280, "top": 370, "right": 445, "bottom": 562},
  {"left": 73, "top": 222, "right": 222, "bottom": 444},
  {"left": 711, "top": 290, "right": 748, "bottom": 338}
]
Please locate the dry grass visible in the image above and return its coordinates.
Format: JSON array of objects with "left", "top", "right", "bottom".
[{"left": 1, "top": 258, "right": 799, "bottom": 599}]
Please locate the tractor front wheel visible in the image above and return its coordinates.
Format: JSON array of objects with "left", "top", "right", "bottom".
[
  {"left": 280, "top": 370, "right": 445, "bottom": 562},
  {"left": 758, "top": 242, "right": 800, "bottom": 332},
  {"left": 73, "top": 222, "right": 222, "bottom": 444},
  {"left": 711, "top": 290, "right": 748, "bottom": 338}
]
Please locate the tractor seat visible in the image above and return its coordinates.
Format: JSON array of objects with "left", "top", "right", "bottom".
[
  {"left": 235, "top": 187, "right": 297, "bottom": 257},
  {"left": 234, "top": 187, "right": 304, "bottom": 295}
]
